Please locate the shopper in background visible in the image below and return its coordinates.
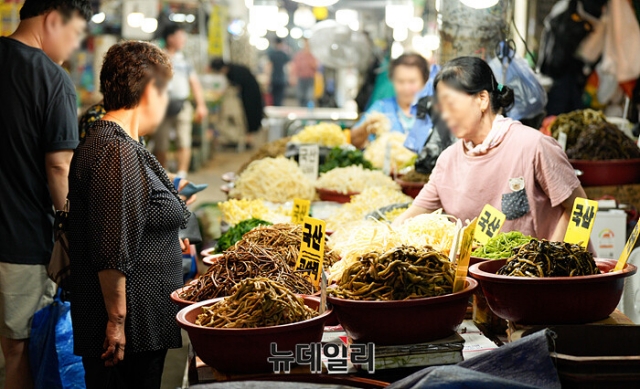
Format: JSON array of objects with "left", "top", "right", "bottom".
[
  {"left": 68, "top": 41, "right": 190, "bottom": 389},
  {"left": 351, "top": 53, "right": 429, "bottom": 148},
  {"left": 0, "top": 1, "right": 90, "bottom": 388},
  {"left": 267, "top": 37, "right": 290, "bottom": 106},
  {"left": 394, "top": 56, "right": 587, "bottom": 241},
  {"left": 153, "top": 23, "right": 208, "bottom": 179},
  {"left": 210, "top": 58, "right": 265, "bottom": 144},
  {"left": 291, "top": 38, "right": 318, "bottom": 107}
]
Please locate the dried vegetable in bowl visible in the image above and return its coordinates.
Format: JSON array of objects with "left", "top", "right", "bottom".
[
  {"left": 329, "top": 245, "right": 455, "bottom": 301},
  {"left": 472, "top": 231, "right": 533, "bottom": 259},
  {"left": 566, "top": 122, "right": 640, "bottom": 160},
  {"left": 551, "top": 109, "right": 606, "bottom": 149},
  {"left": 497, "top": 240, "right": 599, "bottom": 277},
  {"left": 400, "top": 168, "right": 431, "bottom": 183},
  {"left": 214, "top": 218, "right": 272, "bottom": 253},
  {"left": 195, "top": 277, "right": 318, "bottom": 328}
]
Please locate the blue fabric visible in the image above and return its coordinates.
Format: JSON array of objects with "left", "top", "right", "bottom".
[
  {"left": 355, "top": 97, "right": 410, "bottom": 136},
  {"left": 388, "top": 329, "right": 561, "bottom": 389},
  {"left": 30, "top": 291, "right": 86, "bottom": 389},
  {"left": 404, "top": 64, "right": 440, "bottom": 153}
]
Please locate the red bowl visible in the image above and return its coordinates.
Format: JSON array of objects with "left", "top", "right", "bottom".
[
  {"left": 395, "top": 178, "right": 425, "bottom": 199},
  {"left": 469, "top": 258, "right": 637, "bottom": 325},
  {"left": 176, "top": 296, "right": 333, "bottom": 373},
  {"left": 469, "top": 256, "right": 489, "bottom": 268},
  {"left": 326, "top": 279, "right": 477, "bottom": 345},
  {"left": 200, "top": 247, "right": 216, "bottom": 257},
  {"left": 202, "top": 253, "right": 224, "bottom": 266},
  {"left": 170, "top": 282, "right": 197, "bottom": 309},
  {"left": 316, "top": 188, "right": 359, "bottom": 204},
  {"left": 570, "top": 159, "right": 640, "bottom": 186}
]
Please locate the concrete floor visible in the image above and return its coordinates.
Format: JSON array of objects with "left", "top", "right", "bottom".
[{"left": 0, "top": 149, "right": 251, "bottom": 389}]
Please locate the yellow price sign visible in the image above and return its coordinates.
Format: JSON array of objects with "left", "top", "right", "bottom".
[
  {"left": 474, "top": 204, "right": 506, "bottom": 245},
  {"left": 453, "top": 218, "right": 478, "bottom": 293},
  {"left": 291, "top": 199, "right": 311, "bottom": 225},
  {"left": 564, "top": 198, "right": 598, "bottom": 248},
  {"left": 615, "top": 222, "right": 640, "bottom": 271},
  {"left": 295, "top": 217, "right": 326, "bottom": 287}
]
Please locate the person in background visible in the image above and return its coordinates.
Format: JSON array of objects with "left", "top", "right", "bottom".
[
  {"left": 291, "top": 38, "right": 318, "bottom": 107},
  {"left": 394, "top": 57, "right": 587, "bottom": 242},
  {"left": 153, "top": 23, "right": 208, "bottom": 179},
  {"left": 210, "top": 58, "right": 265, "bottom": 145},
  {"left": 267, "top": 37, "right": 290, "bottom": 106},
  {"left": 0, "top": 1, "right": 91, "bottom": 388},
  {"left": 351, "top": 53, "right": 429, "bottom": 149},
  {"left": 68, "top": 41, "right": 190, "bottom": 389}
]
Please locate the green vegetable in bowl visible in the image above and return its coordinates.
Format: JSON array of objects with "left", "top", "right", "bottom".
[
  {"left": 215, "top": 218, "right": 272, "bottom": 253},
  {"left": 319, "top": 147, "right": 373, "bottom": 173},
  {"left": 472, "top": 231, "right": 533, "bottom": 260}
]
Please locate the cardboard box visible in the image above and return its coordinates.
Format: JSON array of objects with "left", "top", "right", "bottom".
[{"left": 591, "top": 210, "right": 627, "bottom": 259}]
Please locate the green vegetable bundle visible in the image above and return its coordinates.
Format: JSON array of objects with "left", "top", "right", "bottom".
[
  {"left": 214, "top": 218, "right": 272, "bottom": 253},
  {"left": 472, "top": 231, "right": 533, "bottom": 260},
  {"left": 319, "top": 147, "right": 373, "bottom": 173}
]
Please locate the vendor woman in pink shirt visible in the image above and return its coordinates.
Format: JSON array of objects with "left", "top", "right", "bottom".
[{"left": 394, "top": 57, "right": 587, "bottom": 240}]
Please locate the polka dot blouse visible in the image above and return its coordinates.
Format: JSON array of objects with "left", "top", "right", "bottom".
[{"left": 68, "top": 120, "right": 190, "bottom": 357}]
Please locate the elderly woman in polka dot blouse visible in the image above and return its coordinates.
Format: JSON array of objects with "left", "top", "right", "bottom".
[{"left": 68, "top": 41, "right": 190, "bottom": 389}]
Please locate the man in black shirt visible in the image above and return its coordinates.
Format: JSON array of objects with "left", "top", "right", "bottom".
[{"left": 0, "top": 1, "right": 91, "bottom": 387}]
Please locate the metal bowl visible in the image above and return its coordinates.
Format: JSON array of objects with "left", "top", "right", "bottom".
[
  {"left": 469, "top": 258, "right": 637, "bottom": 324},
  {"left": 326, "top": 279, "right": 478, "bottom": 345},
  {"left": 176, "top": 296, "right": 332, "bottom": 373}
]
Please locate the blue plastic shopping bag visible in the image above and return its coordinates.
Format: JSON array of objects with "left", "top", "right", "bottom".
[{"left": 29, "top": 290, "right": 85, "bottom": 389}]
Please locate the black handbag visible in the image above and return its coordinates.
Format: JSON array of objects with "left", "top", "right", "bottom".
[
  {"left": 179, "top": 213, "right": 202, "bottom": 245},
  {"left": 48, "top": 200, "right": 71, "bottom": 291},
  {"left": 166, "top": 99, "right": 185, "bottom": 117}
]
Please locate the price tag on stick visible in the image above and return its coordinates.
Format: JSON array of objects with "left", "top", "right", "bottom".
[
  {"left": 615, "top": 223, "right": 640, "bottom": 271},
  {"left": 298, "top": 144, "right": 320, "bottom": 181},
  {"left": 295, "top": 217, "right": 326, "bottom": 287},
  {"left": 291, "top": 198, "right": 311, "bottom": 225},
  {"left": 564, "top": 197, "right": 598, "bottom": 248},
  {"left": 474, "top": 204, "right": 506, "bottom": 245},
  {"left": 453, "top": 218, "right": 478, "bottom": 293}
]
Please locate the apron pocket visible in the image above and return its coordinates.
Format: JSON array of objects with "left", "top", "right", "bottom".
[{"left": 502, "top": 189, "right": 530, "bottom": 220}]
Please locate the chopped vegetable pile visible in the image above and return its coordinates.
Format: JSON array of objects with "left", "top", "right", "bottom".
[
  {"left": 472, "top": 231, "right": 533, "bottom": 259},
  {"left": 319, "top": 147, "right": 373, "bottom": 173},
  {"left": 566, "top": 122, "right": 640, "bottom": 160}
]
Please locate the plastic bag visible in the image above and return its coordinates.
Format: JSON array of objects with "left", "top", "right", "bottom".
[
  {"left": 488, "top": 55, "right": 547, "bottom": 120},
  {"left": 29, "top": 291, "right": 86, "bottom": 389}
]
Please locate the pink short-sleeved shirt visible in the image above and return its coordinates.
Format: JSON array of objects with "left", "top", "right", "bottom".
[{"left": 413, "top": 119, "right": 580, "bottom": 240}]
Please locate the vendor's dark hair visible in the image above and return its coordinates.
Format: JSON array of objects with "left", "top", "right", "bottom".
[
  {"left": 20, "top": 0, "right": 92, "bottom": 22},
  {"left": 162, "top": 23, "right": 184, "bottom": 42},
  {"left": 434, "top": 56, "right": 514, "bottom": 113},
  {"left": 389, "top": 53, "right": 429, "bottom": 83},
  {"left": 210, "top": 58, "right": 226, "bottom": 71},
  {"left": 100, "top": 41, "right": 173, "bottom": 111}
]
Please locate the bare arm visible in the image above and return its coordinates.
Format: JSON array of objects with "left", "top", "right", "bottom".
[
  {"left": 550, "top": 185, "right": 587, "bottom": 242},
  {"left": 45, "top": 150, "right": 73, "bottom": 210},
  {"left": 189, "top": 74, "right": 208, "bottom": 123},
  {"left": 350, "top": 125, "right": 368, "bottom": 149},
  {"left": 392, "top": 204, "right": 433, "bottom": 227},
  {"left": 98, "top": 269, "right": 127, "bottom": 366}
]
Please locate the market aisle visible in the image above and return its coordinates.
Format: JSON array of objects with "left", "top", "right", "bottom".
[{"left": 161, "top": 149, "right": 250, "bottom": 389}]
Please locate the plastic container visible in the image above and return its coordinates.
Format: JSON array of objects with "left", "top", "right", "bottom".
[
  {"left": 316, "top": 188, "right": 359, "bottom": 203},
  {"left": 469, "top": 258, "right": 637, "bottom": 324},
  {"left": 569, "top": 159, "right": 640, "bottom": 187},
  {"left": 176, "top": 296, "right": 332, "bottom": 373},
  {"left": 326, "top": 279, "right": 478, "bottom": 345}
]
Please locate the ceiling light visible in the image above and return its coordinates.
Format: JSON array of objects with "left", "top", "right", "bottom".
[
  {"left": 141, "top": 18, "right": 158, "bottom": 33},
  {"left": 459, "top": 0, "right": 500, "bottom": 9},
  {"left": 393, "top": 26, "right": 408, "bottom": 42},
  {"left": 276, "top": 27, "right": 289, "bottom": 38},
  {"left": 290, "top": 27, "right": 303, "bottom": 39},
  {"left": 127, "top": 12, "right": 144, "bottom": 28},
  {"left": 293, "top": 0, "right": 338, "bottom": 6},
  {"left": 277, "top": 9, "right": 290, "bottom": 27},
  {"left": 409, "top": 16, "right": 424, "bottom": 32},
  {"left": 91, "top": 12, "right": 106, "bottom": 24},
  {"left": 391, "top": 41, "right": 404, "bottom": 58},
  {"left": 385, "top": 1, "right": 413, "bottom": 29},
  {"left": 293, "top": 7, "right": 316, "bottom": 28},
  {"left": 185, "top": 14, "right": 196, "bottom": 23},
  {"left": 256, "top": 37, "right": 270, "bottom": 51}
]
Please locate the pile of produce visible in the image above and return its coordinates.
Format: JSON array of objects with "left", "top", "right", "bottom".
[
  {"left": 364, "top": 132, "right": 417, "bottom": 170},
  {"left": 325, "top": 186, "right": 412, "bottom": 231},
  {"left": 291, "top": 122, "right": 347, "bottom": 147},
  {"left": 472, "top": 231, "right": 533, "bottom": 260},
  {"left": 330, "top": 245, "right": 455, "bottom": 301},
  {"left": 230, "top": 157, "right": 316, "bottom": 203},
  {"left": 214, "top": 218, "right": 272, "bottom": 253},
  {"left": 550, "top": 109, "right": 606, "bottom": 149},
  {"left": 238, "top": 137, "right": 291, "bottom": 173},
  {"left": 382, "top": 207, "right": 408, "bottom": 222},
  {"left": 329, "top": 212, "right": 457, "bottom": 282},
  {"left": 219, "top": 199, "right": 272, "bottom": 226},
  {"left": 497, "top": 240, "right": 599, "bottom": 277},
  {"left": 566, "top": 122, "right": 640, "bottom": 160},
  {"left": 195, "top": 277, "right": 318, "bottom": 328},
  {"left": 181, "top": 238, "right": 315, "bottom": 301},
  {"left": 359, "top": 112, "right": 392, "bottom": 135},
  {"left": 319, "top": 147, "right": 373, "bottom": 173},
  {"left": 400, "top": 168, "right": 431, "bottom": 183},
  {"left": 316, "top": 165, "right": 400, "bottom": 194}
]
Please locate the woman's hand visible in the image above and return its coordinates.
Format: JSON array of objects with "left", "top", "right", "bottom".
[
  {"left": 180, "top": 238, "right": 190, "bottom": 252},
  {"left": 172, "top": 177, "right": 197, "bottom": 205},
  {"left": 102, "top": 319, "right": 126, "bottom": 367}
]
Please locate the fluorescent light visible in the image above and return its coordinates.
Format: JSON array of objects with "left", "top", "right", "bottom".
[
  {"left": 293, "top": 7, "right": 316, "bottom": 28},
  {"left": 409, "top": 16, "right": 424, "bottom": 32},
  {"left": 385, "top": 1, "right": 413, "bottom": 29},
  {"left": 169, "top": 13, "right": 186, "bottom": 23},
  {"left": 91, "top": 12, "right": 106, "bottom": 24},
  {"left": 256, "top": 37, "right": 270, "bottom": 51},
  {"left": 290, "top": 26, "right": 303, "bottom": 39},
  {"left": 251, "top": 5, "right": 278, "bottom": 30},
  {"left": 391, "top": 41, "right": 404, "bottom": 58},
  {"left": 141, "top": 18, "right": 158, "bottom": 33},
  {"left": 276, "top": 27, "right": 289, "bottom": 38},
  {"left": 459, "top": 0, "right": 499, "bottom": 9},
  {"left": 277, "top": 9, "right": 290, "bottom": 27},
  {"left": 393, "top": 26, "right": 408, "bottom": 42},
  {"left": 336, "top": 9, "right": 358, "bottom": 25},
  {"left": 185, "top": 14, "right": 196, "bottom": 23},
  {"left": 349, "top": 20, "right": 360, "bottom": 31},
  {"left": 127, "top": 12, "right": 144, "bottom": 28},
  {"left": 293, "top": 0, "right": 338, "bottom": 6}
]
